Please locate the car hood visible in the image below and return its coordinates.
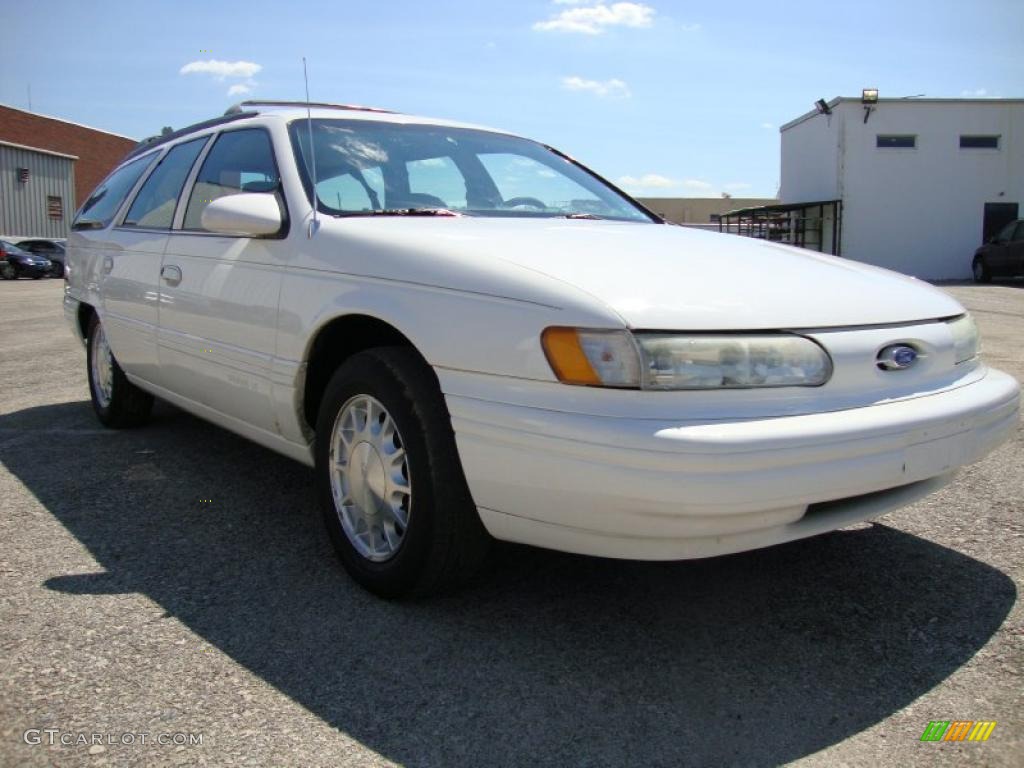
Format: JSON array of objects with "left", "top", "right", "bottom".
[{"left": 327, "top": 218, "right": 964, "bottom": 329}]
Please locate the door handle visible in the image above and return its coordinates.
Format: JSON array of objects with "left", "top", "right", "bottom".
[
  {"left": 102, "top": 256, "right": 114, "bottom": 274},
  {"left": 161, "top": 265, "right": 182, "bottom": 286}
]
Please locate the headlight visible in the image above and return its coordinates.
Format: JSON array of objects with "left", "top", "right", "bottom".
[
  {"left": 637, "top": 334, "right": 832, "bottom": 389},
  {"left": 541, "top": 328, "right": 832, "bottom": 389},
  {"left": 947, "top": 314, "right": 979, "bottom": 364}
]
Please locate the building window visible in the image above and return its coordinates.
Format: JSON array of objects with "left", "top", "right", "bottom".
[
  {"left": 960, "top": 135, "right": 999, "bottom": 149},
  {"left": 47, "top": 196, "right": 63, "bottom": 220},
  {"left": 877, "top": 135, "right": 916, "bottom": 149}
]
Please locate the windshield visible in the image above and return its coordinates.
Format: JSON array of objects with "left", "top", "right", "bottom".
[{"left": 289, "top": 119, "right": 655, "bottom": 223}]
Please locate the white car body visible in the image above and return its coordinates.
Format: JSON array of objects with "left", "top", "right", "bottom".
[{"left": 65, "top": 105, "right": 1019, "bottom": 562}]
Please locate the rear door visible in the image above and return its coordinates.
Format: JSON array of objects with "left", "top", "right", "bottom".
[
  {"left": 156, "top": 127, "right": 287, "bottom": 433},
  {"left": 71, "top": 152, "right": 159, "bottom": 377}
]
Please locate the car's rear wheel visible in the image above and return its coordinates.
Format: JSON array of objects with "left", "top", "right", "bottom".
[
  {"left": 0, "top": 263, "right": 14, "bottom": 280},
  {"left": 50, "top": 263, "right": 64, "bottom": 278},
  {"left": 314, "top": 347, "right": 489, "bottom": 598},
  {"left": 972, "top": 257, "right": 992, "bottom": 284},
  {"left": 86, "top": 314, "right": 154, "bottom": 428}
]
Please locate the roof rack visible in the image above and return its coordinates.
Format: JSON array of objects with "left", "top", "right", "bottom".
[
  {"left": 122, "top": 111, "right": 258, "bottom": 162},
  {"left": 225, "top": 100, "right": 396, "bottom": 116}
]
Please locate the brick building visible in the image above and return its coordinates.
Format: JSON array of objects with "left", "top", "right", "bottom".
[{"left": 0, "top": 103, "right": 136, "bottom": 238}]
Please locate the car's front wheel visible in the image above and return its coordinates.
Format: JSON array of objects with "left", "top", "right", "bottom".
[
  {"left": 86, "top": 314, "right": 154, "bottom": 428},
  {"left": 315, "top": 347, "right": 489, "bottom": 598},
  {"left": 972, "top": 257, "right": 992, "bottom": 283}
]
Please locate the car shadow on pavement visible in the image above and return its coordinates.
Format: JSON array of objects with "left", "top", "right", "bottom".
[{"left": 2, "top": 400, "right": 1016, "bottom": 767}]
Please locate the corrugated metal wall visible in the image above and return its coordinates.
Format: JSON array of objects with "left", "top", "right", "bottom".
[{"left": 0, "top": 144, "right": 75, "bottom": 238}]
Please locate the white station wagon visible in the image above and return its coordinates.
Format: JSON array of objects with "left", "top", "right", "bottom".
[{"left": 65, "top": 100, "right": 1020, "bottom": 597}]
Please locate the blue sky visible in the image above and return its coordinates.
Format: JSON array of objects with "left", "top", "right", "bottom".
[{"left": 3, "top": 0, "right": 1022, "bottom": 198}]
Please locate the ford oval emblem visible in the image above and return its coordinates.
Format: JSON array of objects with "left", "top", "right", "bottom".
[{"left": 877, "top": 344, "right": 920, "bottom": 371}]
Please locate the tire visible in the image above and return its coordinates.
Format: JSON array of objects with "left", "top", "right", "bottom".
[
  {"left": 0, "top": 263, "right": 14, "bottom": 280},
  {"left": 972, "top": 258, "right": 992, "bottom": 284},
  {"left": 50, "top": 263, "right": 64, "bottom": 278},
  {"left": 86, "top": 314, "right": 154, "bottom": 428},
  {"left": 31, "top": 274, "right": 42, "bottom": 279},
  {"left": 314, "top": 347, "right": 490, "bottom": 598}
]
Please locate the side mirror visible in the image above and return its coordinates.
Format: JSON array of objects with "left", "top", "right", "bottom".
[{"left": 200, "top": 193, "right": 283, "bottom": 236}]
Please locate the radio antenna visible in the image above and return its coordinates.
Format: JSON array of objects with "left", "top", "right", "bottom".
[{"left": 303, "top": 57, "right": 319, "bottom": 238}]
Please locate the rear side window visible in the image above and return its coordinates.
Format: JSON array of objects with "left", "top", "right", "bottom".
[
  {"left": 73, "top": 154, "right": 156, "bottom": 230},
  {"left": 122, "top": 137, "right": 207, "bottom": 229},
  {"left": 183, "top": 129, "right": 281, "bottom": 231}
]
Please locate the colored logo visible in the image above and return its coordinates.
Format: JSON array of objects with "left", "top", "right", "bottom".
[
  {"left": 920, "top": 721, "right": 996, "bottom": 742},
  {"left": 877, "top": 344, "right": 920, "bottom": 371}
]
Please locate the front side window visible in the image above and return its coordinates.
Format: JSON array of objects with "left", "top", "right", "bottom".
[
  {"left": 184, "top": 129, "right": 282, "bottom": 230},
  {"left": 122, "top": 137, "right": 207, "bottom": 229},
  {"left": 289, "top": 119, "right": 654, "bottom": 222},
  {"left": 73, "top": 153, "right": 156, "bottom": 230}
]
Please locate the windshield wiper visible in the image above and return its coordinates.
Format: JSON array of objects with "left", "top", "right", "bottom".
[
  {"left": 339, "top": 207, "right": 462, "bottom": 218},
  {"left": 562, "top": 212, "right": 604, "bottom": 220}
]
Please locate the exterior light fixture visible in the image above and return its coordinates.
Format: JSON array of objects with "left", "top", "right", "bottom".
[
  {"left": 861, "top": 88, "right": 879, "bottom": 123},
  {"left": 814, "top": 99, "right": 832, "bottom": 116}
]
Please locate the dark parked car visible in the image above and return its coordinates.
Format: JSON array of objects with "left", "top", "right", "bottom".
[
  {"left": 973, "top": 219, "right": 1024, "bottom": 283},
  {"left": 0, "top": 239, "right": 52, "bottom": 279},
  {"left": 16, "top": 238, "right": 66, "bottom": 277}
]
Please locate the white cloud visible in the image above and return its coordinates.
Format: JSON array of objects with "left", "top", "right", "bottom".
[
  {"left": 960, "top": 88, "right": 988, "bottom": 97},
  {"left": 760, "top": 122, "right": 775, "bottom": 129},
  {"left": 683, "top": 179, "right": 712, "bottom": 190},
  {"left": 179, "top": 59, "right": 262, "bottom": 80},
  {"left": 618, "top": 173, "right": 680, "bottom": 189},
  {"left": 227, "top": 83, "right": 252, "bottom": 97},
  {"left": 534, "top": 2, "right": 655, "bottom": 35},
  {"left": 561, "top": 75, "right": 630, "bottom": 98}
]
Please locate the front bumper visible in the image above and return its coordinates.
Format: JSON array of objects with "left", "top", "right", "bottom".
[{"left": 446, "top": 367, "right": 1020, "bottom": 560}]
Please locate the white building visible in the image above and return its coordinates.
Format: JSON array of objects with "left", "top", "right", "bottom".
[{"left": 779, "top": 97, "right": 1023, "bottom": 280}]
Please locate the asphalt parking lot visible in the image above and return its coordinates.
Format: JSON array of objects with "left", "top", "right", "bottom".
[{"left": 1, "top": 278, "right": 1021, "bottom": 767}]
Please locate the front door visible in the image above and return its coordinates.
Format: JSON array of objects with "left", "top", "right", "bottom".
[
  {"left": 1011, "top": 221, "right": 1024, "bottom": 275},
  {"left": 156, "top": 127, "right": 286, "bottom": 434},
  {"left": 987, "top": 220, "right": 1018, "bottom": 275}
]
